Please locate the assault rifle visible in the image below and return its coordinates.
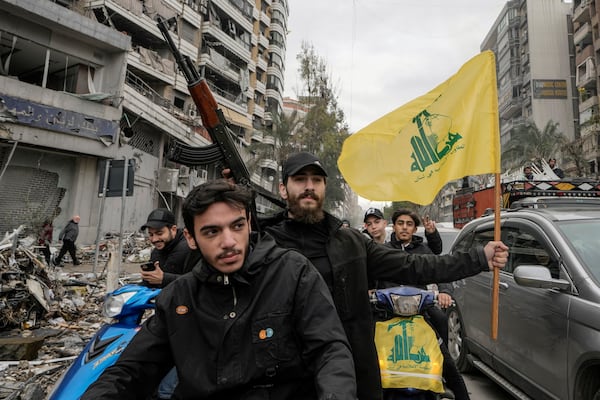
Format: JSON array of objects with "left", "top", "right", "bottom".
[{"left": 157, "top": 17, "right": 285, "bottom": 227}]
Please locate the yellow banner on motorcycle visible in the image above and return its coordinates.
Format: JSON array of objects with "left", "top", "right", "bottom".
[{"left": 375, "top": 315, "right": 444, "bottom": 392}]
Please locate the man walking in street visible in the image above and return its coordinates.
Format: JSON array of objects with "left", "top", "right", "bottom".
[
  {"left": 82, "top": 180, "right": 357, "bottom": 399},
  {"left": 54, "top": 215, "right": 80, "bottom": 266},
  {"left": 258, "top": 151, "right": 509, "bottom": 400}
]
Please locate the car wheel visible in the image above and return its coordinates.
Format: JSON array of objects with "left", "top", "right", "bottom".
[{"left": 447, "top": 305, "right": 473, "bottom": 372}]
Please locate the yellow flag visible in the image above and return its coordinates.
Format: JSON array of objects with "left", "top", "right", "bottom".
[{"left": 338, "top": 50, "right": 500, "bottom": 204}]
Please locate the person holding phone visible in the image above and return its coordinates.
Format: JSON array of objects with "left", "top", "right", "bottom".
[
  {"left": 140, "top": 208, "right": 194, "bottom": 288},
  {"left": 140, "top": 208, "right": 198, "bottom": 398}
]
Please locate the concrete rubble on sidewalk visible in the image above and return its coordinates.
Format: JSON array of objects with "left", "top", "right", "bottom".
[{"left": 0, "top": 227, "right": 152, "bottom": 399}]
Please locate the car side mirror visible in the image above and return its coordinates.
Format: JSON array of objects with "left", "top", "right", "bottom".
[{"left": 513, "top": 265, "right": 571, "bottom": 291}]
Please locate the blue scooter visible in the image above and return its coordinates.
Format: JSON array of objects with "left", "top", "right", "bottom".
[
  {"left": 371, "top": 286, "right": 448, "bottom": 400},
  {"left": 48, "top": 284, "right": 160, "bottom": 399}
]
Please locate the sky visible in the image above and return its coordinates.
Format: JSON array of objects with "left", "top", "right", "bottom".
[
  {"left": 283, "top": 0, "right": 508, "bottom": 132},
  {"left": 282, "top": 0, "right": 508, "bottom": 209}
]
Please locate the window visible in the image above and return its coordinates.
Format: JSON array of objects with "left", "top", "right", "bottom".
[
  {"left": 467, "top": 225, "right": 560, "bottom": 278},
  {"left": 501, "top": 227, "right": 559, "bottom": 278}
]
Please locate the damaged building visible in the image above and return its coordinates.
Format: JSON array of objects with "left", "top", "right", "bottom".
[{"left": 0, "top": 0, "right": 287, "bottom": 243}]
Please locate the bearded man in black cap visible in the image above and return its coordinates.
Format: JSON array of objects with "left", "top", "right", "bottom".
[
  {"left": 258, "top": 151, "right": 509, "bottom": 400},
  {"left": 140, "top": 208, "right": 193, "bottom": 288}
]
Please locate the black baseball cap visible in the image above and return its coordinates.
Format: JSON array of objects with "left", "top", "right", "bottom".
[
  {"left": 282, "top": 152, "right": 328, "bottom": 182},
  {"left": 364, "top": 207, "right": 384, "bottom": 222},
  {"left": 141, "top": 208, "right": 176, "bottom": 230}
]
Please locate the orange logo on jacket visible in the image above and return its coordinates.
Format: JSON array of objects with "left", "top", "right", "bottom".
[
  {"left": 176, "top": 305, "right": 188, "bottom": 315},
  {"left": 258, "top": 328, "right": 274, "bottom": 339}
]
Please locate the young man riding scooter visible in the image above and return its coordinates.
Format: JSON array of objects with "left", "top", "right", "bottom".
[{"left": 82, "top": 180, "right": 357, "bottom": 399}]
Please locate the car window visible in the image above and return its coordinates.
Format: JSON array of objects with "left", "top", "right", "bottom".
[
  {"left": 452, "top": 232, "right": 470, "bottom": 253},
  {"left": 557, "top": 219, "right": 600, "bottom": 283},
  {"left": 466, "top": 225, "right": 559, "bottom": 278},
  {"left": 502, "top": 227, "right": 559, "bottom": 278}
]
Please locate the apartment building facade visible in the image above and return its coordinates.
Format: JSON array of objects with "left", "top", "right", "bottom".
[
  {"left": 573, "top": 0, "right": 600, "bottom": 176},
  {"left": 0, "top": 0, "right": 287, "bottom": 242},
  {"left": 481, "top": 0, "right": 577, "bottom": 164}
]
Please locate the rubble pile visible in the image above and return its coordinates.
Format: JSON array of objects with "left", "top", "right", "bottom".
[{"left": 0, "top": 228, "right": 152, "bottom": 399}]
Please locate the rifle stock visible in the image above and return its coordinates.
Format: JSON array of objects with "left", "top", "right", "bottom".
[{"left": 156, "top": 17, "right": 285, "bottom": 215}]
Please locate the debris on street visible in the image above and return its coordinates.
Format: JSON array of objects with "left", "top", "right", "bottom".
[{"left": 0, "top": 227, "right": 152, "bottom": 399}]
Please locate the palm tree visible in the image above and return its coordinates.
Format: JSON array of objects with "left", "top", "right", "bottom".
[{"left": 501, "top": 120, "right": 566, "bottom": 171}]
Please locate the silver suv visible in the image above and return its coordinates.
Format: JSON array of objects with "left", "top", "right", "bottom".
[{"left": 448, "top": 206, "right": 600, "bottom": 400}]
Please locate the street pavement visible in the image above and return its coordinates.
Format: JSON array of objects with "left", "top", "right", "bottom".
[{"left": 464, "top": 371, "right": 512, "bottom": 399}]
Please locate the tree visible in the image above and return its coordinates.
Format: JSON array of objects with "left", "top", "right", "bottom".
[
  {"left": 561, "top": 138, "right": 588, "bottom": 177},
  {"left": 296, "top": 41, "right": 350, "bottom": 211},
  {"left": 501, "top": 120, "right": 567, "bottom": 171}
]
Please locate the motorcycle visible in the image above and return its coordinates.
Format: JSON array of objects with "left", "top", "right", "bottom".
[
  {"left": 371, "top": 286, "right": 449, "bottom": 400},
  {"left": 48, "top": 284, "right": 160, "bottom": 399}
]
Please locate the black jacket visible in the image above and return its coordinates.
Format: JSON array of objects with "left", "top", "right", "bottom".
[
  {"left": 384, "top": 233, "right": 453, "bottom": 294},
  {"left": 59, "top": 220, "right": 79, "bottom": 242},
  {"left": 83, "top": 232, "right": 357, "bottom": 400},
  {"left": 149, "top": 229, "right": 194, "bottom": 287},
  {"left": 404, "top": 229, "right": 443, "bottom": 255},
  {"left": 262, "top": 211, "right": 489, "bottom": 400},
  {"left": 388, "top": 231, "right": 441, "bottom": 255}
]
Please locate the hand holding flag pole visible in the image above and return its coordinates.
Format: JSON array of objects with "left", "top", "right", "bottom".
[{"left": 338, "top": 50, "right": 504, "bottom": 339}]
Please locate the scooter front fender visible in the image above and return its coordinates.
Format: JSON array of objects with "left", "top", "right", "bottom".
[{"left": 49, "top": 322, "right": 142, "bottom": 400}]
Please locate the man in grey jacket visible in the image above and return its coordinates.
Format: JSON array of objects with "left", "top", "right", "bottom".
[
  {"left": 53, "top": 215, "right": 80, "bottom": 266},
  {"left": 82, "top": 180, "right": 357, "bottom": 399}
]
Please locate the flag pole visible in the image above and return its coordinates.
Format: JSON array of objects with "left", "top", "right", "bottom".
[{"left": 491, "top": 172, "right": 501, "bottom": 340}]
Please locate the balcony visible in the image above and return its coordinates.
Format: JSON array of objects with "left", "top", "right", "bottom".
[
  {"left": 201, "top": 21, "right": 252, "bottom": 64},
  {"left": 251, "top": 172, "right": 276, "bottom": 196},
  {"left": 257, "top": 55, "right": 269, "bottom": 71},
  {"left": 260, "top": 8, "right": 270, "bottom": 25},
  {"left": 580, "top": 119, "right": 600, "bottom": 137},
  {"left": 255, "top": 80, "right": 266, "bottom": 94},
  {"left": 253, "top": 103, "right": 265, "bottom": 118},
  {"left": 198, "top": 49, "right": 241, "bottom": 84},
  {"left": 267, "top": 65, "right": 285, "bottom": 84},
  {"left": 573, "top": 0, "right": 591, "bottom": 25},
  {"left": 577, "top": 58, "right": 596, "bottom": 87},
  {"left": 259, "top": 158, "right": 277, "bottom": 170},
  {"left": 499, "top": 96, "right": 522, "bottom": 119},
  {"left": 212, "top": 0, "right": 253, "bottom": 31},
  {"left": 127, "top": 47, "right": 175, "bottom": 85},
  {"left": 262, "top": 134, "right": 275, "bottom": 145},
  {"left": 576, "top": 44, "right": 594, "bottom": 66},
  {"left": 574, "top": 22, "right": 592, "bottom": 46},
  {"left": 259, "top": 34, "right": 270, "bottom": 49},
  {"left": 122, "top": 83, "right": 208, "bottom": 146},
  {"left": 251, "top": 130, "right": 264, "bottom": 142},
  {"left": 579, "top": 94, "right": 599, "bottom": 113}
]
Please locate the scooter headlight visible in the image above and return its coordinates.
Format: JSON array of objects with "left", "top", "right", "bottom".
[
  {"left": 103, "top": 291, "right": 136, "bottom": 318},
  {"left": 389, "top": 293, "right": 422, "bottom": 316}
]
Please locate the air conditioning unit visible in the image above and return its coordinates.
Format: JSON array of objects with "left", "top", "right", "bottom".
[
  {"left": 189, "top": 168, "right": 208, "bottom": 187},
  {"left": 158, "top": 168, "right": 179, "bottom": 192},
  {"left": 179, "top": 165, "right": 190, "bottom": 177},
  {"left": 199, "top": 168, "right": 208, "bottom": 181},
  {"left": 188, "top": 108, "right": 197, "bottom": 118}
]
